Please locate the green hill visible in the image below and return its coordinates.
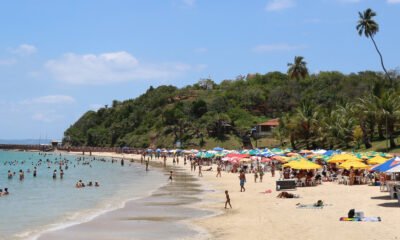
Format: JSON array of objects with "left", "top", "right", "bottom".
[{"left": 63, "top": 71, "right": 400, "bottom": 150}]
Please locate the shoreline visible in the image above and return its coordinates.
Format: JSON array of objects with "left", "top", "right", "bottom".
[{"left": 36, "top": 152, "right": 216, "bottom": 240}]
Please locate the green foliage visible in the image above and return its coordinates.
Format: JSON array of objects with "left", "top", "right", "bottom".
[{"left": 63, "top": 70, "right": 400, "bottom": 149}]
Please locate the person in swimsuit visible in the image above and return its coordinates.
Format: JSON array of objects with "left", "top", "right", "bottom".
[
  {"left": 33, "top": 167, "right": 37, "bottom": 177},
  {"left": 225, "top": 190, "right": 232, "bottom": 209},
  {"left": 169, "top": 171, "right": 173, "bottom": 182},
  {"left": 53, "top": 170, "right": 57, "bottom": 179},
  {"left": 216, "top": 165, "right": 222, "bottom": 177},
  {"left": 239, "top": 171, "right": 246, "bottom": 192}
]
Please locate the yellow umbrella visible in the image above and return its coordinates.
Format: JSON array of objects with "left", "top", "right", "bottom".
[
  {"left": 283, "top": 159, "right": 322, "bottom": 170},
  {"left": 328, "top": 154, "right": 361, "bottom": 163},
  {"left": 367, "top": 155, "right": 388, "bottom": 165},
  {"left": 339, "top": 160, "right": 369, "bottom": 170}
]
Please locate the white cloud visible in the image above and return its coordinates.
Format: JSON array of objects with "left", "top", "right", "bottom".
[
  {"left": 182, "top": 0, "right": 195, "bottom": 7},
  {"left": 387, "top": 0, "right": 400, "bottom": 3},
  {"left": 13, "top": 44, "right": 37, "bottom": 56},
  {"left": 253, "top": 43, "right": 307, "bottom": 53},
  {"left": 265, "top": 0, "right": 295, "bottom": 11},
  {"left": 194, "top": 47, "right": 208, "bottom": 53},
  {"left": 32, "top": 112, "right": 61, "bottom": 123},
  {"left": 338, "top": 0, "right": 362, "bottom": 3},
  {"left": 45, "top": 51, "right": 200, "bottom": 85},
  {"left": 22, "top": 95, "right": 75, "bottom": 105},
  {"left": 0, "top": 59, "right": 17, "bottom": 66}
]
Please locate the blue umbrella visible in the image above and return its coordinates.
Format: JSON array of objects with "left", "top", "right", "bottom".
[
  {"left": 371, "top": 157, "right": 400, "bottom": 172},
  {"left": 213, "top": 147, "right": 224, "bottom": 151}
]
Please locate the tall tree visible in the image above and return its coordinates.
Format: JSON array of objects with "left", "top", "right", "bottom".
[
  {"left": 357, "top": 8, "right": 392, "bottom": 84},
  {"left": 287, "top": 56, "right": 309, "bottom": 81}
]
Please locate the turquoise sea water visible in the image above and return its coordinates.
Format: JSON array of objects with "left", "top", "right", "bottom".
[{"left": 0, "top": 151, "right": 165, "bottom": 240}]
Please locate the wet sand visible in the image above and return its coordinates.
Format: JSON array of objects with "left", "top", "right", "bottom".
[{"left": 39, "top": 165, "right": 213, "bottom": 240}]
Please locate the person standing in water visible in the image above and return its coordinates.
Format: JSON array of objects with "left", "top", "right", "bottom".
[
  {"left": 60, "top": 169, "right": 64, "bottom": 179},
  {"left": 225, "top": 190, "right": 232, "bottom": 209},
  {"left": 121, "top": 159, "right": 124, "bottom": 166},
  {"left": 33, "top": 167, "right": 37, "bottom": 177},
  {"left": 169, "top": 171, "right": 173, "bottom": 182},
  {"left": 145, "top": 160, "right": 149, "bottom": 171},
  {"left": 19, "top": 170, "right": 24, "bottom": 181},
  {"left": 53, "top": 170, "right": 57, "bottom": 179}
]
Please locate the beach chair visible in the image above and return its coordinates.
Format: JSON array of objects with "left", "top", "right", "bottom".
[
  {"left": 342, "top": 176, "right": 349, "bottom": 185},
  {"left": 396, "top": 189, "right": 400, "bottom": 205}
]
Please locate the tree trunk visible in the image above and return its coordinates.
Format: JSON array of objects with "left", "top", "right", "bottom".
[
  {"left": 360, "top": 122, "right": 372, "bottom": 149},
  {"left": 378, "top": 122, "right": 384, "bottom": 139},
  {"left": 389, "top": 121, "right": 396, "bottom": 149},
  {"left": 290, "top": 134, "right": 296, "bottom": 150},
  {"left": 370, "top": 36, "right": 392, "bottom": 85}
]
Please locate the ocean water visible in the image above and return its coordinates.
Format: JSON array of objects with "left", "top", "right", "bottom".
[{"left": 0, "top": 151, "right": 166, "bottom": 240}]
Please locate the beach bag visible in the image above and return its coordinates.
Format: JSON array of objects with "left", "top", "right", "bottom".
[{"left": 348, "top": 209, "right": 355, "bottom": 218}]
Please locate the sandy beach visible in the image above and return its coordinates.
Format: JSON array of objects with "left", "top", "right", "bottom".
[{"left": 41, "top": 152, "right": 400, "bottom": 240}]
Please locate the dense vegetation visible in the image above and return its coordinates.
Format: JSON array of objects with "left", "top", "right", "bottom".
[
  {"left": 63, "top": 70, "right": 400, "bottom": 150},
  {"left": 64, "top": 8, "right": 399, "bottom": 150}
]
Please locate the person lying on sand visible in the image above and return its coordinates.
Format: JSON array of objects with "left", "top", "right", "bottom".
[{"left": 277, "top": 191, "right": 299, "bottom": 198}]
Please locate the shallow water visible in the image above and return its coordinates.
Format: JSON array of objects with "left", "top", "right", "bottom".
[{"left": 0, "top": 151, "right": 165, "bottom": 240}]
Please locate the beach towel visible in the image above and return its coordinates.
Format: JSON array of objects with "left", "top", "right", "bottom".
[
  {"left": 296, "top": 204, "right": 324, "bottom": 209},
  {"left": 340, "top": 217, "right": 381, "bottom": 222}
]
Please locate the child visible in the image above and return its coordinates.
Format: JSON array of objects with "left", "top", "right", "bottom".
[{"left": 225, "top": 190, "right": 232, "bottom": 209}]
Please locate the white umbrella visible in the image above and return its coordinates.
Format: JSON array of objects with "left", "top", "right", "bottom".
[{"left": 386, "top": 164, "right": 400, "bottom": 173}]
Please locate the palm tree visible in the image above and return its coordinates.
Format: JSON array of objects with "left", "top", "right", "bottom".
[
  {"left": 287, "top": 56, "right": 309, "bottom": 81},
  {"left": 356, "top": 8, "right": 392, "bottom": 84}
]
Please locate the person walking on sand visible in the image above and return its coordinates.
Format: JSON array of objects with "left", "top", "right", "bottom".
[
  {"left": 216, "top": 165, "right": 222, "bottom": 177},
  {"left": 225, "top": 190, "right": 232, "bottom": 209},
  {"left": 198, "top": 165, "right": 203, "bottom": 177},
  {"left": 239, "top": 171, "right": 246, "bottom": 192},
  {"left": 163, "top": 156, "right": 167, "bottom": 168},
  {"left": 254, "top": 170, "right": 258, "bottom": 183},
  {"left": 271, "top": 162, "right": 276, "bottom": 177},
  {"left": 259, "top": 169, "right": 264, "bottom": 183},
  {"left": 145, "top": 160, "right": 149, "bottom": 172}
]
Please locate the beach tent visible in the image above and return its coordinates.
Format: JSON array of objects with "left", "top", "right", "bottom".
[
  {"left": 367, "top": 155, "right": 388, "bottom": 165},
  {"left": 339, "top": 161, "right": 369, "bottom": 170},
  {"left": 371, "top": 157, "right": 400, "bottom": 172},
  {"left": 328, "top": 154, "right": 361, "bottom": 163}
]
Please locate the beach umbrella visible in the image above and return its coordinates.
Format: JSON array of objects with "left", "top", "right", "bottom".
[
  {"left": 385, "top": 164, "right": 400, "bottom": 173},
  {"left": 371, "top": 157, "right": 400, "bottom": 172},
  {"left": 248, "top": 149, "right": 260, "bottom": 156},
  {"left": 339, "top": 161, "right": 369, "bottom": 170},
  {"left": 213, "top": 147, "right": 224, "bottom": 151},
  {"left": 367, "top": 155, "right": 388, "bottom": 165},
  {"left": 283, "top": 159, "right": 322, "bottom": 170},
  {"left": 260, "top": 157, "right": 272, "bottom": 163},
  {"left": 328, "top": 154, "right": 361, "bottom": 163}
]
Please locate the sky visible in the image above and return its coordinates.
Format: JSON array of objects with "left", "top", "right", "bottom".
[{"left": 0, "top": 0, "right": 399, "bottom": 140}]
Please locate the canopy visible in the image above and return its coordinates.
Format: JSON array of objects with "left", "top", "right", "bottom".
[
  {"left": 328, "top": 154, "right": 361, "bottom": 163},
  {"left": 385, "top": 164, "right": 400, "bottom": 173},
  {"left": 339, "top": 160, "right": 369, "bottom": 170},
  {"left": 367, "top": 155, "right": 388, "bottom": 165},
  {"left": 371, "top": 157, "right": 400, "bottom": 172},
  {"left": 248, "top": 149, "right": 260, "bottom": 156},
  {"left": 283, "top": 159, "right": 322, "bottom": 170},
  {"left": 213, "top": 147, "right": 224, "bottom": 151}
]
